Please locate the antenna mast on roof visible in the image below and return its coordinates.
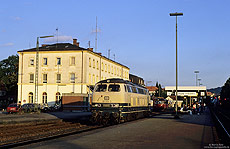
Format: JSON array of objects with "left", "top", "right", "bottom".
[
  {"left": 95, "top": 16, "right": 98, "bottom": 52},
  {"left": 108, "top": 49, "right": 111, "bottom": 59},
  {"left": 56, "top": 28, "right": 58, "bottom": 49}
]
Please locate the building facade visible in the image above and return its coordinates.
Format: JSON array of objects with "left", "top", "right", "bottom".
[
  {"left": 146, "top": 86, "right": 158, "bottom": 97},
  {"left": 17, "top": 39, "right": 129, "bottom": 106},
  {"left": 129, "top": 74, "right": 145, "bottom": 86}
]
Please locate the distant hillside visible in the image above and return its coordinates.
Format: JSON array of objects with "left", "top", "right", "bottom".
[{"left": 207, "top": 87, "right": 222, "bottom": 95}]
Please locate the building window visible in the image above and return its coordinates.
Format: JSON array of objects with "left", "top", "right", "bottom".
[
  {"left": 56, "top": 92, "right": 61, "bottom": 104},
  {"left": 30, "top": 59, "right": 34, "bottom": 66},
  {"left": 30, "top": 74, "right": 34, "bottom": 83},
  {"left": 43, "top": 58, "right": 48, "bottom": 66},
  {"left": 111, "top": 66, "right": 113, "bottom": 74},
  {"left": 70, "top": 57, "right": 75, "bottom": 65},
  {"left": 105, "top": 64, "right": 107, "bottom": 72},
  {"left": 70, "top": 73, "right": 75, "bottom": 83},
  {"left": 97, "top": 61, "right": 99, "bottom": 70},
  {"left": 96, "top": 75, "right": 99, "bottom": 83},
  {"left": 93, "top": 74, "right": 95, "bottom": 84},
  {"left": 88, "top": 73, "right": 91, "bottom": 84},
  {"left": 56, "top": 74, "right": 61, "bottom": 83},
  {"left": 42, "top": 92, "right": 47, "bottom": 104},
  {"left": 93, "top": 59, "right": 95, "bottom": 68},
  {"left": 108, "top": 65, "right": 110, "bottom": 73},
  {"left": 89, "top": 58, "right": 91, "bottom": 67},
  {"left": 43, "top": 74, "right": 47, "bottom": 83},
  {"left": 57, "top": 58, "right": 61, "bottom": 65},
  {"left": 102, "top": 62, "right": 104, "bottom": 71},
  {"left": 28, "top": 92, "right": 33, "bottom": 103}
]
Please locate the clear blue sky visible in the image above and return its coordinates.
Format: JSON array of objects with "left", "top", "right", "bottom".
[{"left": 1, "top": 0, "right": 230, "bottom": 89}]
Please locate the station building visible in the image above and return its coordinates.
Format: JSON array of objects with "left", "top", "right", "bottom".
[
  {"left": 17, "top": 39, "right": 129, "bottom": 106},
  {"left": 165, "top": 86, "right": 207, "bottom": 107}
]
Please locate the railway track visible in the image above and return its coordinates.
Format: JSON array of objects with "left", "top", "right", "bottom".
[
  {"left": 0, "top": 111, "right": 164, "bottom": 148},
  {"left": 0, "top": 120, "right": 103, "bottom": 148},
  {"left": 210, "top": 107, "right": 230, "bottom": 145}
]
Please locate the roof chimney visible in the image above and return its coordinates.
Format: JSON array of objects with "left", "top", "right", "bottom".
[
  {"left": 73, "top": 39, "right": 79, "bottom": 47},
  {"left": 88, "top": 48, "right": 93, "bottom": 51}
]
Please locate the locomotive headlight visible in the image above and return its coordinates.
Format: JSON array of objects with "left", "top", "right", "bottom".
[
  {"left": 95, "top": 104, "right": 101, "bottom": 107},
  {"left": 111, "top": 104, "right": 119, "bottom": 107}
]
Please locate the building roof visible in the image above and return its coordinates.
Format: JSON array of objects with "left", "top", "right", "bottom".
[
  {"left": 18, "top": 43, "right": 85, "bottom": 52},
  {"left": 17, "top": 42, "right": 129, "bottom": 69},
  {"left": 165, "top": 86, "right": 207, "bottom": 91},
  {"left": 146, "top": 86, "right": 158, "bottom": 91}
]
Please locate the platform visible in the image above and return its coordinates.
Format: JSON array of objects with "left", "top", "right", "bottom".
[{"left": 19, "top": 108, "right": 220, "bottom": 149}]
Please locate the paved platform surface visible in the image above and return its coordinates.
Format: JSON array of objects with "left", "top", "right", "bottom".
[
  {"left": 0, "top": 111, "right": 92, "bottom": 124},
  {"left": 17, "top": 108, "right": 217, "bottom": 149}
]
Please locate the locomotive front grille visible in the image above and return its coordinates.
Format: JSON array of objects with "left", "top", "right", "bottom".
[{"left": 103, "top": 104, "right": 110, "bottom": 107}]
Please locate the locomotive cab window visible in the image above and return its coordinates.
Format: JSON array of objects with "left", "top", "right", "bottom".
[
  {"left": 95, "top": 84, "right": 107, "bottom": 92},
  {"left": 108, "top": 84, "right": 120, "bottom": 92},
  {"left": 127, "top": 86, "right": 132, "bottom": 93},
  {"left": 132, "top": 87, "right": 137, "bottom": 93}
]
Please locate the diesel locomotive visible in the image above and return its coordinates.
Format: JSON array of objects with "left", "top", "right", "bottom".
[{"left": 91, "top": 78, "right": 151, "bottom": 125}]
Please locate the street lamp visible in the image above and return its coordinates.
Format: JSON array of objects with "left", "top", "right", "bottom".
[
  {"left": 194, "top": 71, "right": 199, "bottom": 86},
  {"left": 35, "top": 35, "right": 54, "bottom": 104},
  {"left": 198, "top": 78, "right": 201, "bottom": 86},
  {"left": 169, "top": 12, "right": 183, "bottom": 119}
]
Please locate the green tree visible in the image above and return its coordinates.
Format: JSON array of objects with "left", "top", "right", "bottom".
[
  {"left": 220, "top": 77, "right": 230, "bottom": 99},
  {"left": 155, "top": 82, "right": 159, "bottom": 97},
  {"left": 159, "top": 84, "right": 162, "bottom": 97},
  {"left": 0, "top": 55, "right": 19, "bottom": 95}
]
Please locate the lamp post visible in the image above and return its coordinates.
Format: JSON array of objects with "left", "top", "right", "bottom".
[
  {"left": 198, "top": 78, "right": 201, "bottom": 86},
  {"left": 194, "top": 71, "right": 199, "bottom": 86},
  {"left": 35, "top": 35, "right": 54, "bottom": 104},
  {"left": 170, "top": 12, "right": 183, "bottom": 119}
]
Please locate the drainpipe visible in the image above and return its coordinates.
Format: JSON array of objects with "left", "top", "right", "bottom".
[{"left": 81, "top": 50, "right": 83, "bottom": 94}]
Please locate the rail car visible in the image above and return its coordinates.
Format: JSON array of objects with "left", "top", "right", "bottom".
[{"left": 91, "top": 78, "right": 151, "bottom": 125}]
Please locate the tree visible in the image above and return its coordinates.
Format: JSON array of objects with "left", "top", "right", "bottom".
[
  {"left": 155, "top": 82, "right": 159, "bottom": 97},
  {"left": 0, "top": 55, "right": 19, "bottom": 95},
  {"left": 220, "top": 77, "right": 230, "bottom": 99},
  {"left": 159, "top": 84, "right": 162, "bottom": 97}
]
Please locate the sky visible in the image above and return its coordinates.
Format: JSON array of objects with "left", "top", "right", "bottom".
[{"left": 0, "top": 0, "right": 230, "bottom": 89}]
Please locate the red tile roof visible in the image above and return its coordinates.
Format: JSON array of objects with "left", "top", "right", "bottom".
[{"left": 146, "top": 86, "right": 158, "bottom": 91}]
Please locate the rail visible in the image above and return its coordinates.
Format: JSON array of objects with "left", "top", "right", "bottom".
[{"left": 210, "top": 107, "right": 230, "bottom": 145}]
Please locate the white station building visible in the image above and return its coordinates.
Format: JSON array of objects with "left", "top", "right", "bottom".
[
  {"left": 17, "top": 39, "right": 129, "bottom": 106},
  {"left": 165, "top": 86, "right": 207, "bottom": 107}
]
